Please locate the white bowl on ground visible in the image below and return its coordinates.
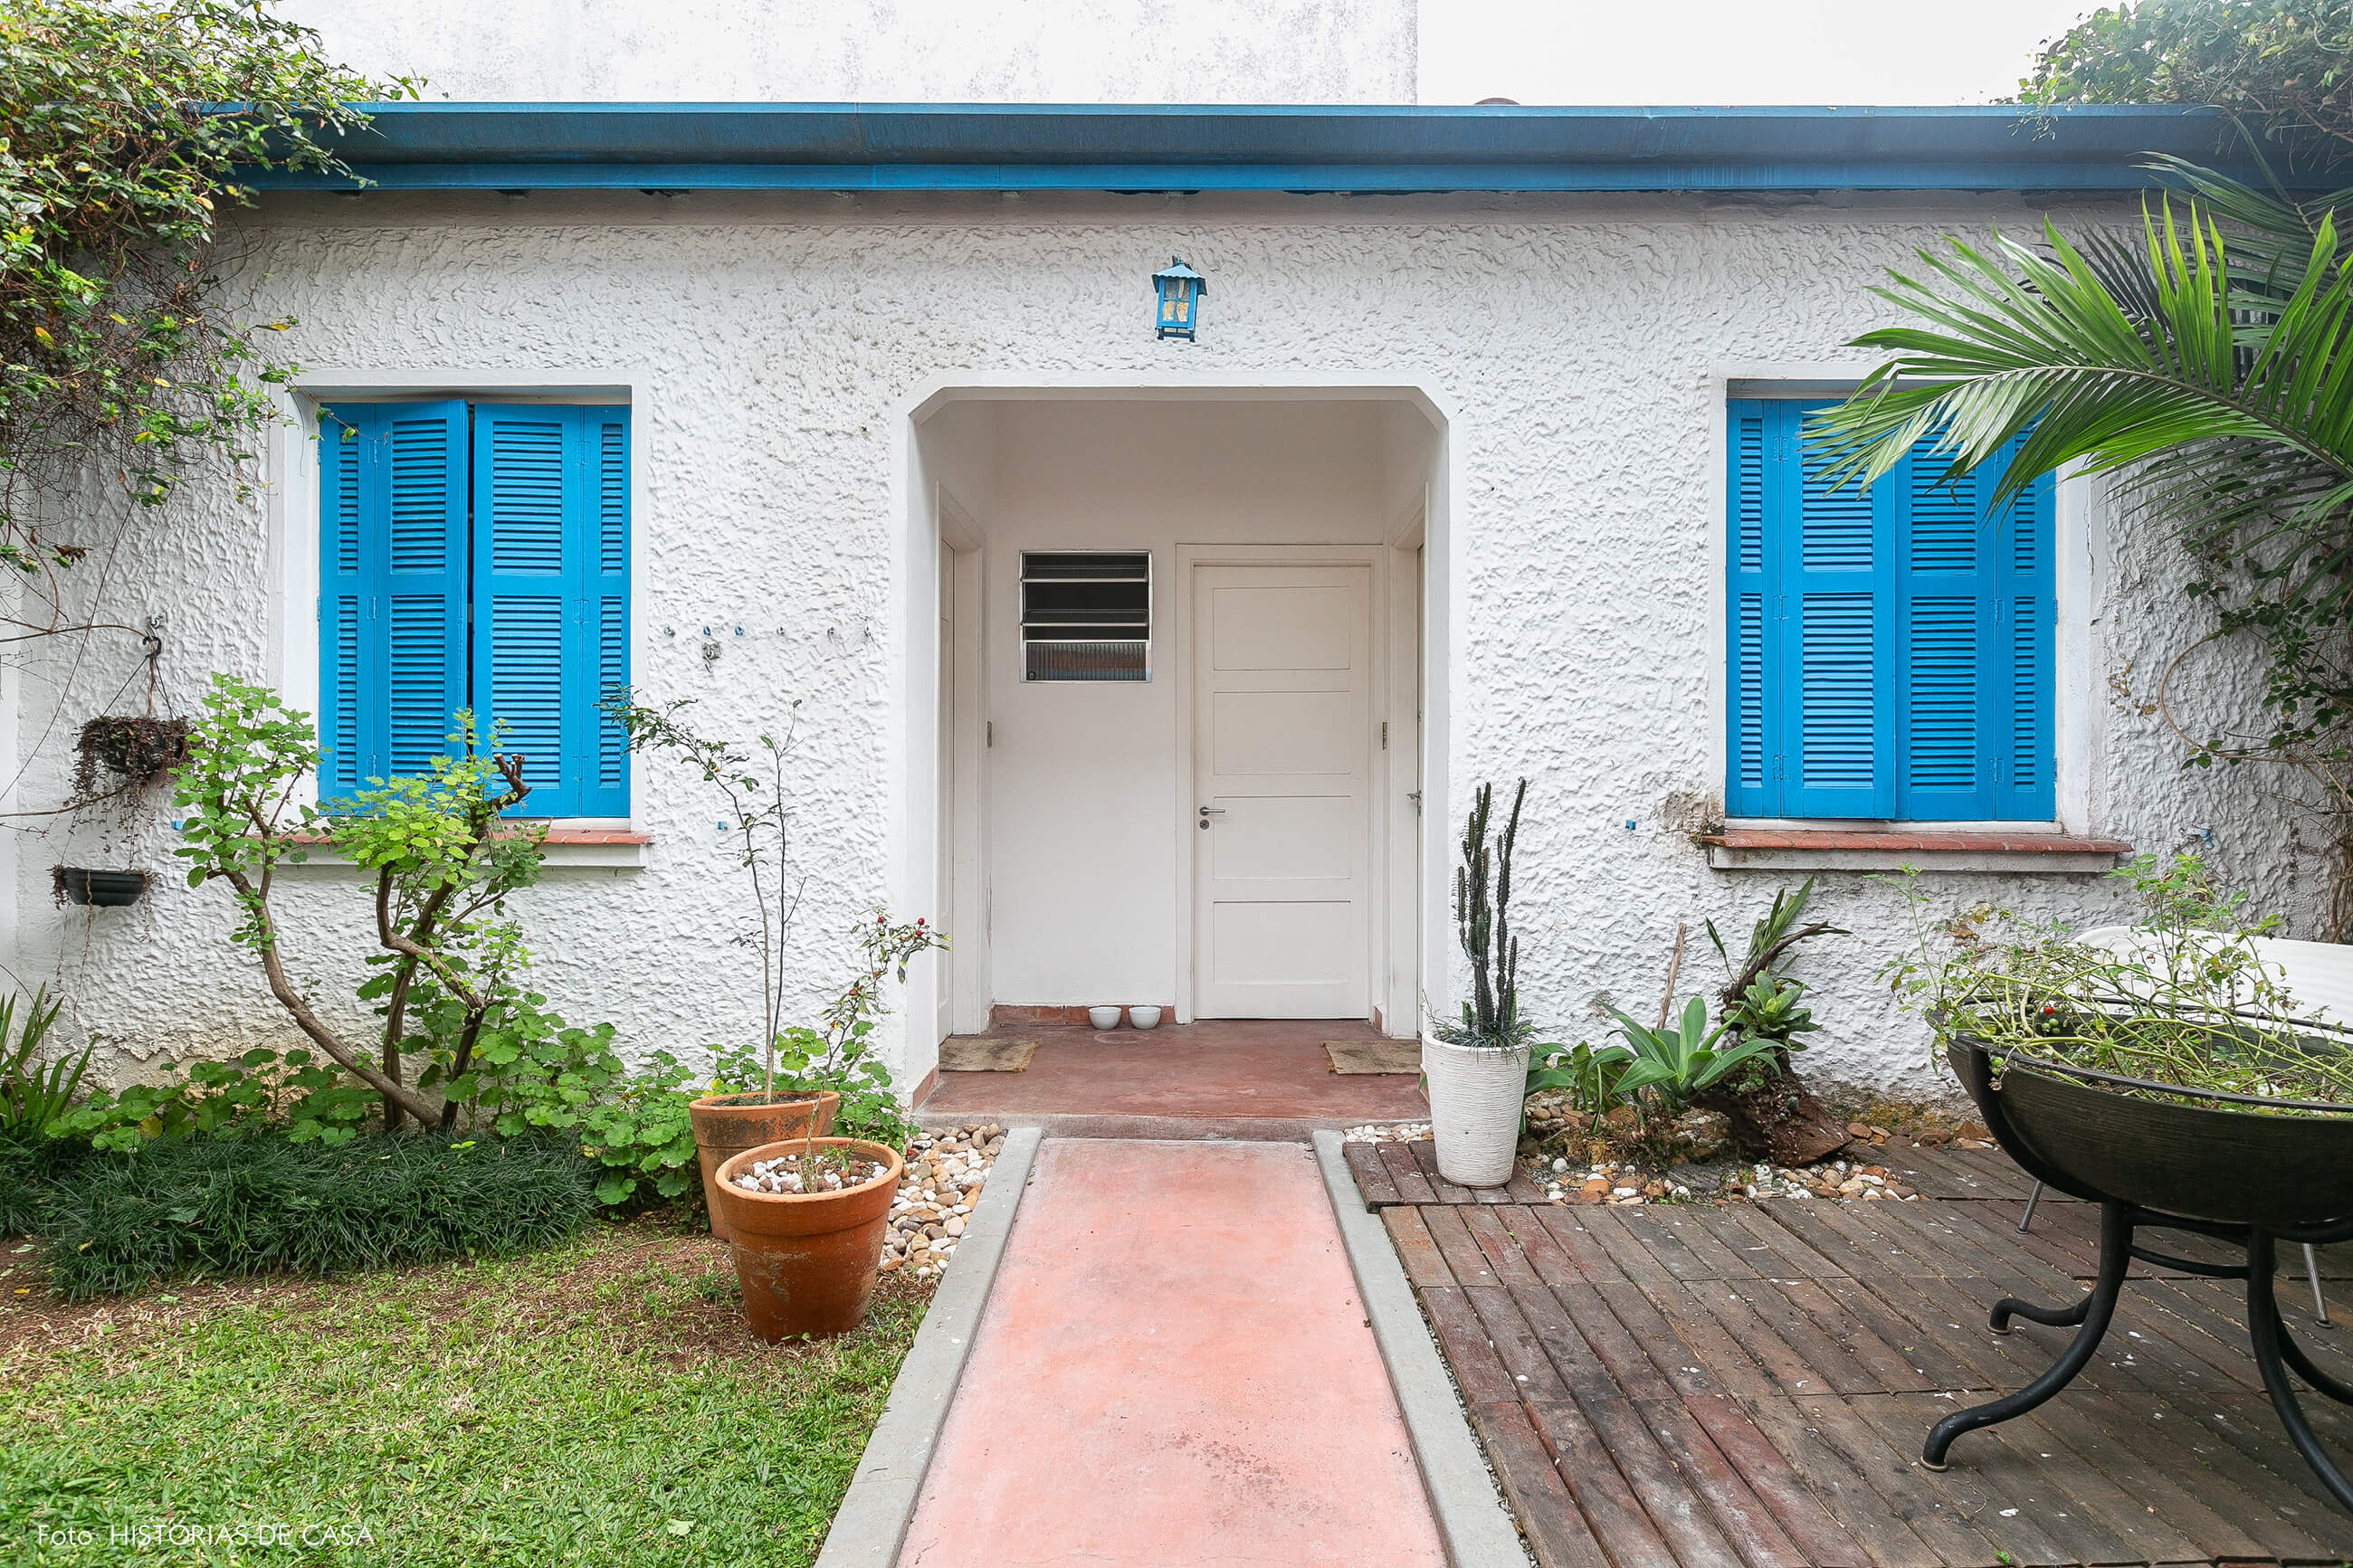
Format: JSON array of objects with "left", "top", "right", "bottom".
[
  {"left": 1129, "top": 1006, "right": 1162, "bottom": 1031},
  {"left": 1088, "top": 1005, "right": 1122, "bottom": 1030}
]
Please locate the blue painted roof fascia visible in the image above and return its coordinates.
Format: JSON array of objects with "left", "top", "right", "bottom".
[{"left": 241, "top": 101, "right": 2295, "bottom": 194}]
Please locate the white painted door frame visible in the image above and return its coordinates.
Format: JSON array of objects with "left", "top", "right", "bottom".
[
  {"left": 1172, "top": 542, "right": 1416, "bottom": 1028},
  {"left": 937, "top": 486, "right": 991, "bottom": 1036}
]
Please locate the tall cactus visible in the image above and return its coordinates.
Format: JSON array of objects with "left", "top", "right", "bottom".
[{"left": 1453, "top": 778, "right": 1528, "bottom": 1045}]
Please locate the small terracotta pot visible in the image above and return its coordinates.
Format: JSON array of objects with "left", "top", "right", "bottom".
[
  {"left": 689, "top": 1090, "right": 839, "bottom": 1240},
  {"left": 712, "top": 1136, "right": 903, "bottom": 1340}
]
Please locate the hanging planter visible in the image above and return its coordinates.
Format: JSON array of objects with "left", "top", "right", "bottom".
[
  {"left": 53, "top": 867, "right": 152, "bottom": 908},
  {"left": 71, "top": 715, "right": 189, "bottom": 798}
]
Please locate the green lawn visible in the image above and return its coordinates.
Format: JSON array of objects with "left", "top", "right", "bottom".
[{"left": 0, "top": 1218, "right": 928, "bottom": 1566}]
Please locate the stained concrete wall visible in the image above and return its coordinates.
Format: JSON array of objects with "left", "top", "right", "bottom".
[
  {"left": 3, "top": 188, "right": 2326, "bottom": 1104},
  {"left": 276, "top": 0, "right": 1419, "bottom": 104}
]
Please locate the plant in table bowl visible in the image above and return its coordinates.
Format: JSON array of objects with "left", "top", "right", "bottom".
[{"left": 1424, "top": 778, "right": 1537, "bottom": 1187}]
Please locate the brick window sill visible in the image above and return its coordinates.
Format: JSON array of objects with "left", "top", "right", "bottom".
[{"left": 1698, "top": 828, "right": 2132, "bottom": 874}]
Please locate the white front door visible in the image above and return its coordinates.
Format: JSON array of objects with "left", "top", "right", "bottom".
[{"left": 1192, "top": 564, "right": 1373, "bottom": 1018}]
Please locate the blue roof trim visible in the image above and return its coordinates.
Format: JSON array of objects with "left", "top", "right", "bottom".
[{"left": 246, "top": 102, "right": 2293, "bottom": 195}]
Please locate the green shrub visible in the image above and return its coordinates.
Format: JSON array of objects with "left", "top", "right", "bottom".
[
  {"left": 33, "top": 1130, "right": 597, "bottom": 1299},
  {"left": 0, "top": 1130, "right": 87, "bottom": 1236}
]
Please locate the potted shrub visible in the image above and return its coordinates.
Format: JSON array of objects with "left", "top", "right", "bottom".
[
  {"left": 603, "top": 694, "right": 842, "bottom": 1238},
  {"left": 706, "top": 913, "right": 942, "bottom": 1338},
  {"left": 1424, "top": 779, "right": 1536, "bottom": 1187}
]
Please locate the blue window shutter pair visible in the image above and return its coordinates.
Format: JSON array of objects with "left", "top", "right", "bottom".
[
  {"left": 1725, "top": 400, "right": 2053, "bottom": 822},
  {"left": 472, "top": 406, "right": 632, "bottom": 819},
  {"left": 317, "top": 402, "right": 468, "bottom": 801},
  {"left": 318, "top": 403, "right": 629, "bottom": 818}
]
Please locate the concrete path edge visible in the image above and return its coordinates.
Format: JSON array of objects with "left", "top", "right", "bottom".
[
  {"left": 1312, "top": 1129, "right": 1529, "bottom": 1568},
  {"left": 814, "top": 1125, "right": 1043, "bottom": 1568}
]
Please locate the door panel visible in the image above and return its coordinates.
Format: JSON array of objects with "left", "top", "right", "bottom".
[{"left": 1193, "top": 564, "right": 1372, "bottom": 1018}]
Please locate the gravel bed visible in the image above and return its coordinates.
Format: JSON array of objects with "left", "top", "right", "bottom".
[
  {"left": 881, "top": 1122, "right": 1005, "bottom": 1279},
  {"left": 1341, "top": 1121, "right": 1431, "bottom": 1143}
]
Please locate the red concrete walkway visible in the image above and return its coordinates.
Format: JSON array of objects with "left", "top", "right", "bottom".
[
  {"left": 898, "top": 1138, "right": 1446, "bottom": 1566},
  {"left": 917, "top": 1020, "right": 1429, "bottom": 1126}
]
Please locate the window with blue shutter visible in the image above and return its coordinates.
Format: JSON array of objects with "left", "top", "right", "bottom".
[
  {"left": 1725, "top": 399, "right": 2053, "bottom": 822},
  {"left": 318, "top": 401, "right": 630, "bottom": 818}
]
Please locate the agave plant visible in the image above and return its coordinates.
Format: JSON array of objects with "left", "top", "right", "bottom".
[{"left": 1601, "top": 998, "right": 1782, "bottom": 1111}]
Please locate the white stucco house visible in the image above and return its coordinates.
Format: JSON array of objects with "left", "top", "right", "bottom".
[{"left": 1, "top": 0, "right": 2326, "bottom": 1104}]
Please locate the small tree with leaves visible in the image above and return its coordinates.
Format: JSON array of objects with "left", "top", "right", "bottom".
[
  {"left": 602, "top": 690, "right": 810, "bottom": 1101},
  {"left": 171, "top": 674, "right": 544, "bottom": 1129}
]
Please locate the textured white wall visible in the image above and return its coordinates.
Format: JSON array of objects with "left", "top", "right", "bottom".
[
  {"left": 5, "top": 190, "right": 2329, "bottom": 1106},
  {"left": 277, "top": 0, "right": 1418, "bottom": 104}
]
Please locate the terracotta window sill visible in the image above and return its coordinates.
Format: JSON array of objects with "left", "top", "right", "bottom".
[
  {"left": 262, "top": 828, "right": 651, "bottom": 870},
  {"left": 1698, "top": 829, "right": 2132, "bottom": 874}
]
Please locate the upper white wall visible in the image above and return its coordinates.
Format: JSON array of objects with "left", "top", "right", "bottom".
[{"left": 282, "top": 0, "right": 1418, "bottom": 104}]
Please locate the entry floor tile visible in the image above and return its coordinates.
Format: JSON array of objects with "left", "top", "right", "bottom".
[
  {"left": 897, "top": 1138, "right": 1446, "bottom": 1566},
  {"left": 917, "top": 1020, "right": 1429, "bottom": 1124}
]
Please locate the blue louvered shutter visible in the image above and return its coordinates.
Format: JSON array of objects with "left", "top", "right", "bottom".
[
  {"left": 471, "top": 405, "right": 630, "bottom": 819},
  {"left": 1992, "top": 437, "right": 2055, "bottom": 821},
  {"left": 1777, "top": 402, "right": 1894, "bottom": 817},
  {"left": 316, "top": 402, "right": 467, "bottom": 801},
  {"left": 1725, "top": 403, "right": 1774, "bottom": 817},
  {"left": 1891, "top": 431, "right": 2054, "bottom": 820}
]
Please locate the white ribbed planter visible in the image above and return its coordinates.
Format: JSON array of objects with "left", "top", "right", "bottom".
[{"left": 1422, "top": 1034, "right": 1530, "bottom": 1188}]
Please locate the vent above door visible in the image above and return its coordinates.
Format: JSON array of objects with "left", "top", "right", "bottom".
[{"left": 1021, "top": 550, "right": 1150, "bottom": 682}]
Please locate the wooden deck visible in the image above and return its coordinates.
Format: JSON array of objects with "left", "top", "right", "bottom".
[{"left": 1344, "top": 1141, "right": 2353, "bottom": 1567}]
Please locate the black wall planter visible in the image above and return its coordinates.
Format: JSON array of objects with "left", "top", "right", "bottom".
[{"left": 54, "top": 868, "right": 150, "bottom": 908}]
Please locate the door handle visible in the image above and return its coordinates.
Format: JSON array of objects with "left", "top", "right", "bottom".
[{"left": 1197, "top": 805, "right": 1225, "bottom": 830}]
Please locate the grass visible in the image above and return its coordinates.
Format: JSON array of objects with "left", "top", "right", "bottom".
[{"left": 0, "top": 1216, "right": 930, "bottom": 1566}]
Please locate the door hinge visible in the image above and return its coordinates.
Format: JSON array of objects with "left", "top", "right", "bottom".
[
  {"left": 986, "top": 720, "right": 994, "bottom": 747},
  {"left": 1380, "top": 720, "right": 1387, "bottom": 749}
]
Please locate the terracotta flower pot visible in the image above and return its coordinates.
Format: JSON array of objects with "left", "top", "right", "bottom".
[
  {"left": 712, "top": 1136, "right": 903, "bottom": 1340},
  {"left": 689, "top": 1090, "right": 839, "bottom": 1240}
]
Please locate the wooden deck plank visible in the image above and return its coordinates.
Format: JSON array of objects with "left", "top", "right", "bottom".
[
  {"left": 1465, "top": 1282, "right": 1575, "bottom": 1402},
  {"left": 1525, "top": 1397, "right": 1684, "bottom": 1568},
  {"left": 1939, "top": 1147, "right": 2040, "bottom": 1202},
  {"left": 1504, "top": 1168, "right": 1552, "bottom": 1204},
  {"left": 1776, "top": 1274, "right": 1940, "bottom": 1393},
  {"left": 1843, "top": 1393, "right": 2093, "bottom": 1568},
  {"left": 1637, "top": 1395, "right": 1813, "bottom": 1568},
  {"left": 1550, "top": 1278, "right": 1681, "bottom": 1402},
  {"left": 1579, "top": 1392, "right": 1753, "bottom": 1568},
  {"left": 2074, "top": 1390, "right": 2339, "bottom": 1563},
  {"left": 1406, "top": 1139, "right": 1479, "bottom": 1205},
  {"left": 1532, "top": 1205, "right": 1636, "bottom": 1286},
  {"left": 1419, "top": 1203, "right": 1505, "bottom": 1288},
  {"left": 1388, "top": 1183, "right": 2353, "bottom": 1568},
  {"left": 1377, "top": 1140, "right": 1437, "bottom": 1205},
  {"left": 1511, "top": 1281, "right": 1638, "bottom": 1407},
  {"left": 1580, "top": 1205, "right": 1689, "bottom": 1290},
  {"left": 1793, "top": 1393, "right": 2003, "bottom": 1567},
  {"left": 1419, "top": 1284, "right": 1521, "bottom": 1405},
  {"left": 2015, "top": 1397, "right": 2267, "bottom": 1565},
  {"left": 1468, "top": 1400, "right": 1617, "bottom": 1568},
  {"left": 1380, "top": 1205, "right": 1456, "bottom": 1289},
  {"left": 1595, "top": 1277, "right": 1724, "bottom": 1398},
  {"left": 1729, "top": 1200, "right": 1857, "bottom": 1281},
  {"left": 1344, "top": 1140, "right": 1401, "bottom": 1208},
  {"left": 1975, "top": 1405, "right": 2208, "bottom": 1567},
  {"left": 1737, "top": 1391, "right": 1956, "bottom": 1568},
  {"left": 1461, "top": 1204, "right": 1548, "bottom": 1289},
  {"left": 1682, "top": 1391, "right": 1875, "bottom": 1568}
]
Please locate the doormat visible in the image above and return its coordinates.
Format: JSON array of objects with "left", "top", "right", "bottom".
[
  {"left": 1325, "top": 1040, "right": 1421, "bottom": 1075},
  {"left": 939, "top": 1036, "right": 1039, "bottom": 1073}
]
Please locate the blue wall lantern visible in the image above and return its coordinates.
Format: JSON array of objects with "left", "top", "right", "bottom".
[{"left": 1151, "top": 258, "right": 1205, "bottom": 340}]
